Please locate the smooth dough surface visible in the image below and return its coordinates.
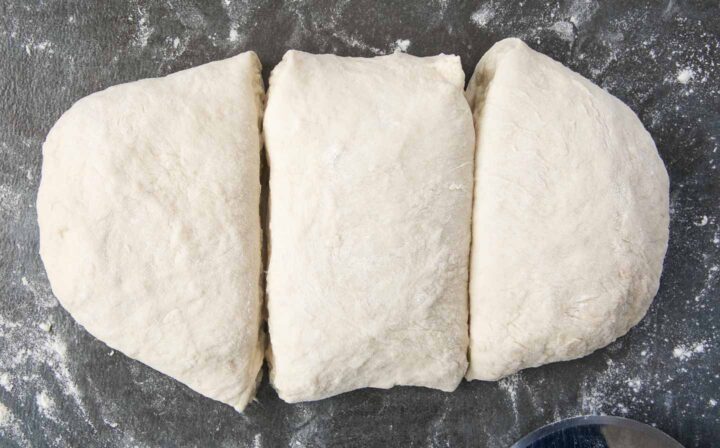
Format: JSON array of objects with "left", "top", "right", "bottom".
[
  {"left": 465, "top": 38, "right": 670, "bottom": 381},
  {"left": 265, "top": 50, "right": 475, "bottom": 403},
  {"left": 37, "top": 52, "right": 265, "bottom": 411}
]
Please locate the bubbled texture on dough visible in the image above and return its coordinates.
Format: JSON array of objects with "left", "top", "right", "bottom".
[
  {"left": 265, "top": 51, "right": 475, "bottom": 403},
  {"left": 36, "top": 52, "right": 265, "bottom": 411},
  {"left": 465, "top": 38, "right": 670, "bottom": 381}
]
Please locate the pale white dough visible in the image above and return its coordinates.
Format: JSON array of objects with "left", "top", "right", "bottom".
[
  {"left": 36, "top": 52, "right": 265, "bottom": 411},
  {"left": 465, "top": 38, "right": 670, "bottom": 381},
  {"left": 265, "top": 51, "right": 475, "bottom": 403}
]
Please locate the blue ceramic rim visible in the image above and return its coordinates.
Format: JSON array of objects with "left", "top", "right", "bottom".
[{"left": 510, "top": 415, "right": 685, "bottom": 448}]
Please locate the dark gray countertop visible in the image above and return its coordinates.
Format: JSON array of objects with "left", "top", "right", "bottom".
[{"left": 0, "top": 1, "right": 718, "bottom": 447}]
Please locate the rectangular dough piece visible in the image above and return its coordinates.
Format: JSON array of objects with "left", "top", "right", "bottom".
[{"left": 264, "top": 50, "right": 475, "bottom": 403}]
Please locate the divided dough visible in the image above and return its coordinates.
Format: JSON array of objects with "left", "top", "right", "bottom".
[
  {"left": 465, "top": 38, "right": 669, "bottom": 381},
  {"left": 36, "top": 40, "right": 670, "bottom": 409},
  {"left": 264, "top": 51, "right": 475, "bottom": 402},
  {"left": 36, "top": 52, "right": 265, "bottom": 411}
]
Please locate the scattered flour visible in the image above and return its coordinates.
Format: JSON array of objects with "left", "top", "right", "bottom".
[
  {"left": 567, "top": 0, "right": 599, "bottom": 27},
  {"left": 0, "top": 184, "right": 22, "bottom": 215},
  {"left": 0, "top": 402, "right": 9, "bottom": 424},
  {"left": 331, "top": 30, "right": 383, "bottom": 55},
  {"left": 672, "top": 341, "right": 707, "bottom": 361},
  {"left": 228, "top": 25, "right": 240, "bottom": 42},
  {"left": 626, "top": 377, "right": 643, "bottom": 393},
  {"left": 36, "top": 390, "right": 55, "bottom": 415},
  {"left": 677, "top": 68, "right": 694, "bottom": 84},
  {"left": 550, "top": 21, "right": 575, "bottom": 42},
  {"left": 391, "top": 39, "right": 411, "bottom": 53},
  {"left": 132, "top": 6, "right": 154, "bottom": 48},
  {"left": 471, "top": 5, "right": 496, "bottom": 27},
  {"left": 0, "top": 373, "right": 11, "bottom": 391},
  {"left": 23, "top": 40, "right": 54, "bottom": 55},
  {"left": 498, "top": 374, "right": 520, "bottom": 420}
]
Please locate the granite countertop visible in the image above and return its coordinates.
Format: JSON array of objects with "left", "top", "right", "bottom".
[{"left": 0, "top": 1, "right": 718, "bottom": 447}]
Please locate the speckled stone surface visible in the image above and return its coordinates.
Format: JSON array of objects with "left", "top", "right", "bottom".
[{"left": 0, "top": 1, "right": 718, "bottom": 447}]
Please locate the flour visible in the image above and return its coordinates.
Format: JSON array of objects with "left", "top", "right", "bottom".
[
  {"left": 36, "top": 390, "right": 55, "bottom": 415},
  {"left": 229, "top": 26, "right": 240, "bottom": 42},
  {"left": 0, "top": 373, "right": 11, "bottom": 391},
  {"left": 0, "top": 402, "right": 9, "bottom": 424},
  {"left": 471, "top": 5, "right": 496, "bottom": 27},
  {"left": 568, "top": 0, "right": 599, "bottom": 27},
  {"left": 391, "top": 39, "right": 411, "bottom": 53},
  {"left": 677, "top": 68, "right": 694, "bottom": 84},
  {"left": 673, "top": 341, "right": 707, "bottom": 360},
  {"left": 551, "top": 21, "right": 575, "bottom": 42},
  {"left": 498, "top": 374, "right": 520, "bottom": 421},
  {"left": 39, "top": 321, "right": 52, "bottom": 332},
  {"left": 0, "top": 274, "right": 89, "bottom": 433},
  {"left": 23, "top": 40, "right": 54, "bottom": 55},
  {"left": 694, "top": 215, "right": 709, "bottom": 226},
  {"left": 626, "top": 377, "right": 643, "bottom": 393},
  {"left": 0, "top": 184, "right": 21, "bottom": 216},
  {"left": 132, "top": 6, "right": 153, "bottom": 48},
  {"left": 332, "top": 30, "right": 384, "bottom": 54}
]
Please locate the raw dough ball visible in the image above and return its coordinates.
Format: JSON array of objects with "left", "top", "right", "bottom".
[
  {"left": 265, "top": 51, "right": 475, "bottom": 403},
  {"left": 37, "top": 52, "right": 265, "bottom": 411},
  {"left": 465, "top": 38, "right": 670, "bottom": 381}
]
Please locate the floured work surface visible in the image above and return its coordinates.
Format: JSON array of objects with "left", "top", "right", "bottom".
[{"left": 0, "top": 1, "right": 718, "bottom": 447}]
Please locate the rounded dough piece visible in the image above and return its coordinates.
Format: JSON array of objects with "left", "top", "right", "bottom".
[
  {"left": 465, "top": 38, "right": 670, "bottom": 381},
  {"left": 36, "top": 52, "right": 265, "bottom": 411}
]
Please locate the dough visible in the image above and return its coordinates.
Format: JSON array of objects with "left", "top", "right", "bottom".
[
  {"left": 36, "top": 52, "right": 265, "bottom": 411},
  {"left": 264, "top": 51, "right": 475, "bottom": 403},
  {"left": 465, "top": 38, "right": 669, "bottom": 381}
]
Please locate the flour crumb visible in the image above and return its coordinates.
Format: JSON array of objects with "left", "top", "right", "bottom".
[
  {"left": 0, "top": 373, "right": 10, "bottom": 391},
  {"left": 710, "top": 399, "right": 717, "bottom": 407},
  {"left": 21, "top": 276, "right": 29, "bottom": 287},
  {"left": 672, "top": 345, "right": 692, "bottom": 360},
  {"left": 392, "top": 39, "right": 411, "bottom": 53},
  {"left": 673, "top": 342, "right": 706, "bottom": 361},
  {"left": 693, "top": 215, "right": 708, "bottom": 226},
  {"left": 677, "top": 68, "right": 694, "bottom": 84},
  {"left": 0, "top": 402, "right": 9, "bottom": 424},
  {"left": 471, "top": 5, "right": 495, "bottom": 27},
  {"left": 38, "top": 321, "right": 52, "bottom": 332},
  {"left": 172, "top": 37, "right": 180, "bottom": 48},
  {"left": 229, "top": 26, "right": 240, "bottom": 42},
  {"left": 36, "top": 391, "right": 54, "bottom": 415}
]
